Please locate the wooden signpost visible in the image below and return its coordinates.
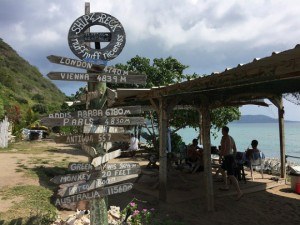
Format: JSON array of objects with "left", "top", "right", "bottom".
[
  {"left": 55, "top": 183, "right": 133, "bottom": 206},
  {"left": 47, "top": 4, "right": 144, "bottom": 224},
  {"left": 47, "top": 72, "right": 147, "bottom": 85}
]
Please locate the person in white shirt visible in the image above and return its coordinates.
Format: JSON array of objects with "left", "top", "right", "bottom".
[{"left": 128, "top": 133, "right": 139, "bottom": 156}]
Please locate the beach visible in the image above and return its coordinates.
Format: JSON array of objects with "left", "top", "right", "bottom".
[{"left": 0, "top": 141, "right": 300, "bottom": 225}]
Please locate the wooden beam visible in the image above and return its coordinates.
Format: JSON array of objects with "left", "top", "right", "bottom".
[
  {"left": 159, "top": 98, "right": 168, "bottom": 202},
  {"left": 200, "top": 97, "right": 214, "bottom": 212}
]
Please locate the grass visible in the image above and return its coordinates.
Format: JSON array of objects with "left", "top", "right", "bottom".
[{"left": 0, "top": 185, "right": 57, "bottom": 224}]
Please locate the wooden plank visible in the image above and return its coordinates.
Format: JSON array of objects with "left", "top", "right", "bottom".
[
  {"left": 92, "top": 150, "right": 121, "bottom": 167},
  {"left": 57, "top": 174, "right": 138, "bottom": 197},
  {"left": 41, "top": 117, "right": 145, "bottom": 127},
  {"left": 47, "top": 55, "right": 139, "bottom": 75},
  {"left": 47, "top": 72, "right": 147, "bottom": 85},
  {"left": 81, "top": 144, "right": 98, "bottom": 158},
  {"left": 80, "top": 32, "right": 111, "bottom": 42},
  {"left": 79, "top": 91, "right": 102, "bottom": 101},
  {"left": 54, "top": 133, "right": 130, "bottom": 144},
  {"left": 50, "top": 166, "right": 140, "bottom": 185},
  {"left": 55, "top": 183, "right": 133, "bottom": 206},
  {"left": 68, "top": 162, "right": 94, "bottom": 171},
  {"left": 47, "top": 106, "right": 142, "bottom": 118},
  {"left": 68, "top": 162, "right": 140, "bottom": 172}
]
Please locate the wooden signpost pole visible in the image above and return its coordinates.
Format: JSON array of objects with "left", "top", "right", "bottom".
[{"left": 83, "top": 3, "right": 108, "bottom": 225}]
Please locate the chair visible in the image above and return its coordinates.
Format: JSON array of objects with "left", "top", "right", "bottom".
[
  {"left": 235, "top": 152, "right": 247, "bottom": 183},
  {"left": 249, "top": 152, "right": 265, "bottom": 181}
]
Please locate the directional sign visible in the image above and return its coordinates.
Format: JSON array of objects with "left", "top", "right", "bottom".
[
  {"left": 57, "top": 174, "right": 138, "bottom": 197},
  {"left": 68, "top": 162, "right": 140, "bottom": 172},
  {"left": 55, "top": 183, "right": 133, "bottom": 206},
  {"left": 68, "top": 163, "right": 94, "bottom": 172},
  {"left": 41, "top": 117, "right": 145, "bottom": 127},
  {"left": 47, "top": 106, "right": 142, "bottom": 118},
  {"left": 50, "top": 166, "right": 140, "bottom": 185},
  {"left": 54, "top": 133, "right": 130, "bottom": 144},
  {"left": 47, "top": 72, "right": 147, "bottom": 85},
  {"left": 92, "top": 150, "right": 121, "bottom": 167},
  {"left": 47, "top": 55, "right": 138, "bottom": 75}
]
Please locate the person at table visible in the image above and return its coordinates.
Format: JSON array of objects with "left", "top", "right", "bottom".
[
  {"left": 219, "top": 126, "right": 243, "bottom": 200},
  {"left": 245, "top": 139, "right": 261, "bottom": 166},
  {"left": 187, "top": 139, "right": 203, "bottom": 171}
]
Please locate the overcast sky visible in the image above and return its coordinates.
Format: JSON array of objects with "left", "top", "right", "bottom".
[{"left": 1, "top": 0, "right": 300, "bottom": 120}]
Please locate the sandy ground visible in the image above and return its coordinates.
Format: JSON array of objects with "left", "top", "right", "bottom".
[{"left": 0, "top": 141, "right": 300, "bottom": 225}]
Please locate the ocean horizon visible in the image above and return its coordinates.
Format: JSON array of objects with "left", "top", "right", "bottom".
[{"left": 177, "top": 122, "right": 300, "bottom": 164}]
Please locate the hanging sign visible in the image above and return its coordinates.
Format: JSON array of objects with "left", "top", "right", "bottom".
[{"left": 68, "top": 12, "right": 126, "bottom": 61}]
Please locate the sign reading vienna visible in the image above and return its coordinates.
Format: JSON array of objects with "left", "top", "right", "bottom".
[{"left": 68, "top": 12, "right": 126, "bottom": 61}]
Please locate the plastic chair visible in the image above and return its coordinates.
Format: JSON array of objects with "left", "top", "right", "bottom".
[{"left": 250, "top": 152, "right": 265, "bottom": 181}]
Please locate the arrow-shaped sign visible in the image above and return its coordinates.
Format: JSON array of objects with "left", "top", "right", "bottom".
[
  {"left": 51, "top": 166, "right": 140, "bottom": 185},
  {"left": 47, "top": 55, "right": 143, "bottom": 76},
  {"left": 47, "top": 106, "right": 142, "bottom": 118},
  {"left": 47, "top": 72, "right": 147, "bottom": 85},
  {"left": 57, "top": 174, "right": 138, "bottom": 197},
  {"left": 68, "top": 162, "right": 140, "bottom": 172},
  {"left": 55, "top": 183, "right": 133, "bottom": 206},
  {"left": 54, "top": 133, "right": 130, "bottom": 144},
  {"left": 41, "top": 117, "right": 145, "bottom": 127}
]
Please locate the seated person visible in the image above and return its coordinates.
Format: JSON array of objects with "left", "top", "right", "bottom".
[
  {"left": 128, "top": 133, "right": 139, "bottom": 157},
  {"left": 187, "top": 139, "right": 203, "bottom": 171},
  {"left": 245, "top": 139, "right": 261, "bottom": 166}
]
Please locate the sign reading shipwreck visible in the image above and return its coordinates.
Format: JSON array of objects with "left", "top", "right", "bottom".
[
  {"left": 68, "top": 12, "right": 126, "bottom": 61},
  {"left": 55, "top": 183, "right": 133, "bottom": 206},
  {"left": 41, "top": 117, "right": 145, "bottom": 127},
  {"left": 47, "top": 72, "right": 146, "bottom": 85}
]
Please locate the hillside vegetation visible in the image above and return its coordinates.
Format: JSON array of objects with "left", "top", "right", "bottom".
[{"left": 0, "top": 38, "right": 65, "bottom": 133}]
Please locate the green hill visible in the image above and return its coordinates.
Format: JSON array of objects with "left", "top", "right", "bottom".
[{"left": 0, "top": 38, "right": 65, "bottom": 118}]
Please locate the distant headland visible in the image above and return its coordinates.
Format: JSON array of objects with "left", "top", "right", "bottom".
[{"left": 232, "top": 115, "right": 300, "bottom": 123}]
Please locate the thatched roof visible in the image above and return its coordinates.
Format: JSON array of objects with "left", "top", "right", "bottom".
[{"left": 111, "top": 45, "right": 300, "bottom": 108}]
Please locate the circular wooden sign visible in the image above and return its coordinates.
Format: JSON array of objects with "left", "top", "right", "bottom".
[{"left": 68, "top": 12, "right": 126, "bottom": 61}]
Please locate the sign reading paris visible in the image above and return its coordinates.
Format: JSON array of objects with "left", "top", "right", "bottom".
[{"left": 68, "top": 12, "right": 126, "bottom": 61}]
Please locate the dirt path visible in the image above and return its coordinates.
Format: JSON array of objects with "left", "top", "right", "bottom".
[{"left": 0, "top": 142, "right": 88, "bottom": 213}]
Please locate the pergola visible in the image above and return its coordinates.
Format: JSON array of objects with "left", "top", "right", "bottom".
[{"left": 109, "top": 45, "right": 300, "bottom": 211}]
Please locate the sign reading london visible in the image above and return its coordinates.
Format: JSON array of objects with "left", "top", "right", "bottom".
[{"left": 68, "top": 12, "right": 126, "bottom": 61}]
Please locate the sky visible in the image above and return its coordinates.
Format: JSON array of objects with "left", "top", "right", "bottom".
[{"left": 0, "top": 0, "right": 300, "bottom": 121}]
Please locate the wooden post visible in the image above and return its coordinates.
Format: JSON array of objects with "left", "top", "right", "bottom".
[
  {"left": 200, "top": 100, "right": 214, "bottom": 212},
  {"left": 278, "top": 97, "right": 286, "bottom": 178},
  {"left": 85, "top": 2, "right": 108, "bottom": 225},
  {"left": 159, "top": 98, "right": 168, "bottom": 202},
  {"left": 269, "top": 95, "right": 286, "bottom": 179}
]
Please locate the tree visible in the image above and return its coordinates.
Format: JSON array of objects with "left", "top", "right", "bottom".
[{"left": 114, "top": 56, "right": 240, "bottom": 149}]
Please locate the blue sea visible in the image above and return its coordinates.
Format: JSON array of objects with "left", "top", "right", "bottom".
[{"left": 177, "top": 122, "right": 300, "bottom": 164}]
